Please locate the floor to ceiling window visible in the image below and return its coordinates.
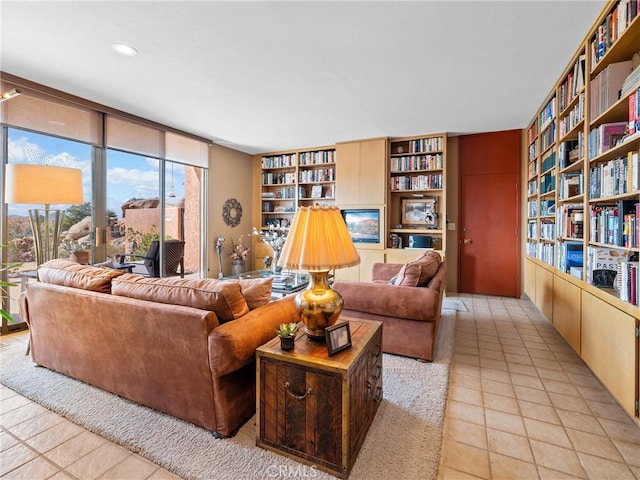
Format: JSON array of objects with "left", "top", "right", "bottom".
[{"left": 1, "top": 78, "right": 209, "bottom": 331}]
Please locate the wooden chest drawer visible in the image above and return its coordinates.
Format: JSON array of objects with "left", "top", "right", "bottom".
[{"left": 256, "top": 318, "right": 382, "bottom": 478}]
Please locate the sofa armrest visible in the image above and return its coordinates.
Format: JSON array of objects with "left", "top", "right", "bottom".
[
  {"left": 371, "top": 263, "right": 403, "bottom": 282},
  {"left": 334, "top": 281, "right": 440, "bottom": 322},
  {"left": 208, "top": 295, "right": 299, "bottom": 376}
]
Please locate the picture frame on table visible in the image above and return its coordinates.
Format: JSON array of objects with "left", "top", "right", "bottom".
[
  {"left": 325, "top": 322, "right": 352, "bottom": 356},
  {"left": 401, "top": 197, "right": 438, "bottom": 228}
]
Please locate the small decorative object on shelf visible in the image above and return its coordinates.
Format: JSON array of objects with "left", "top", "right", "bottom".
[
  {"left": 252, "top": 226, "right": 287, "bottom": 273},
  {"left": 275, "top": 322, "right": 300, "bottom": 351}
]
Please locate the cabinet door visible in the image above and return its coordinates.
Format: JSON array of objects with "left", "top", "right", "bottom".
[
  {"left": 581, "top": 292, "right": 636, "bottom": 416},
  {"left": 552, "top": 276, "right": 581, "bottom": 354},
  {"left": 534, "top": 265, "right": 554, "bottom": 321},
  {"left": 359, "top": 139, "right": 386, "bottom": 204},
  {"left": 523, "top": 258, "right": 536, "bottom": 302},
  {"left": 336, "top": 142, "right": 361, "bottom": 205}
]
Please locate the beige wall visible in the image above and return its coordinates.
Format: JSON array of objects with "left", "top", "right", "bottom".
[
  {"left": 445, "top": 136, "right": 459, "bottom": 293},
  {"left": 207, "top": 144, "right": 255, "bottom": 278}
]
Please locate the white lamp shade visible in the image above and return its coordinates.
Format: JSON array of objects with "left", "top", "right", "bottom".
[
  {"left": 279, "top": 204, "right": 361, "bottom": 271},
  {"left": 5, "top": 164, "right": 84, "bottom": 205}
]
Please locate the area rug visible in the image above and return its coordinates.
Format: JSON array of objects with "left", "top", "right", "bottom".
[{"left": 0, "top": 310, "right": 456, "bottom": 480}]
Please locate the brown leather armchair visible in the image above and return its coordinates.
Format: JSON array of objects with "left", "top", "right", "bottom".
[{"left": 334, "top": 251, "right": 446, "bottom": 361}]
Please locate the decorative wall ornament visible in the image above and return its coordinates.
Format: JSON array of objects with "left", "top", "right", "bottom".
[{"left": 222, "top": 198, "right": 243, "bottom": 227}]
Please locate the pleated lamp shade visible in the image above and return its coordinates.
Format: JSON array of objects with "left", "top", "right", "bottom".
[
  {"left": 279, "top": 204, "right": 360, "bottom": 272},
  {"left": 5, "top": 164, "right": 83, "bottom": 205}
]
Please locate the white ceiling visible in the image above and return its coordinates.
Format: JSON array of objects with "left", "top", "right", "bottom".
[{"left": 1, "top": 1, "right": 605, "bottom": 155}]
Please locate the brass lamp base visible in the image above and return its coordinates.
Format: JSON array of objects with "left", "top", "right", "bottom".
[{"left": 294, "top": 270, "right": 343, "bottom": 340}]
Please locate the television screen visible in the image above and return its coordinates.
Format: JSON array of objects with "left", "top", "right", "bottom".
[{"left": 341, "top": 209, "right": 380, "bottom": 244}]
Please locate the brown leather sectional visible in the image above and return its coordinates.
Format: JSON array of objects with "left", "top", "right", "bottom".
[{"left": 22, "top": 260, "right": 300, "bottom": 438}]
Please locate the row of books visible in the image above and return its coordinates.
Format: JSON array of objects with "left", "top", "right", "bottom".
[
  {"left": 540, "top": 199, "right": 555, "bottom": 216},
  {"left": 558, "top": 138, "right": 583, "bottom": 170},
  {"left": 590, "top": 0, "right": 640, "bottom": 66},
  {"left": 628, "top": 86, "right": 640, "bottom": 134},
  {"left": 559, "top": 93, "right": 585, "bottom": 138},
  {"left": 540, "top": 220, "right": 556, "bottom": 240},
  {"left": 397, "top": 137, "right": 443, "bottom": 154},
  {"left": 622, "top": 204, "right": 639, "bottom": 248},
  {"left": 540, "top": 97, "right": 556, "bottom": 130},
  {"left": 528, "top": 141, "right": 537, "bottom": 161},
  {"left": 541, "top": 122, "right": 556, "bottom": 151},
  {"left": 540, "top": 172, "right": 555, "bottom": 195},
  {"left": 390, "top": 154, "right": 443, "bottom": 172},
  {"left": 528, "top": 179, "right": 538, "bottom": 196},
  {"left": 528, "top": 158, "right": 538, "bottom": 178},
  {"left": 298, "top": 150, "right": 335, "bottom": 166},
  {"left": 298, "top": 168, "right": 334, "bottom": 183},
  {"left": 262, "top": 172, "right": 296, "bottom": 185},
  {"left": 527, "top": 199, "right": 538, "bottom": 217},
  {"left": 589, "top": 200, "right": 638, "bottom": 246},
  {"left": 541, "top": 149, "right": 556, "bottom": 173},
  {"left": 617, "top": 258, "right": 639, "bottom": 305},
  {"left": 557, "top": 241, "right": 584, "bottom": 274},
  {"left": 261, "top": 186, "right": 296, "bottom": 200},
  {"left": 527, "top": 221, "right": 537, "bottom": 239},
  {"left": 588, "top": 121, "right": 627, "bottom": 158},
  {"left": 538, "top": 242, "right": 555, "bottom": 267},
  {"left": 262, "top": 154, "right": 295, "bottom": 169},
  {"left": 559, "top": 172, "right": 583, "bottom": 199},
  {"left": 390, "top": 173, "right": 443, "bottom": 191},
  {"left": 527, "top": 123, "right": 538, "bottom": 146},
  {"left": 556, "top": 204, "right": 584, "bottom": 239},
  {"left": 589, "top": 150, "right": 639, "bottom": 198},
  {"left": 559, "top": 54, "right": 586, "bottom": 112},
  {"left": 590, "top": 60, "right": 632, "bottom": 120}
]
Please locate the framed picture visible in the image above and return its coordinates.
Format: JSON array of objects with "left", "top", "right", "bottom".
[
  {"left": 325, "top": 322, "right": 352, "bottom": 356},
  {"left": 401, "top": 197, "right": 438, "bottom": 228},
  {"left": 311, "top": 185, "right": 323, "bottom": 198}
]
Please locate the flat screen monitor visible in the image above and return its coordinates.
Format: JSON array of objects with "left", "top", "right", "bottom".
[{"left": 341, "top": 209, "right": 380, "bottom": 244}]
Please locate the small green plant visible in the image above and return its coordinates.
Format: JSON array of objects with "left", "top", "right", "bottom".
[{"left": 275, "top": 322, "right": 300, "bottom": 338}]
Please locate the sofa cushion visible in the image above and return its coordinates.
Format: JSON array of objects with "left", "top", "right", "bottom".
[
  {"left": 112, "top": 274, "right": 250, "bottom": 322},
  {"left": 236, "top": 277, "right": 273, "bottom": 310},
  {"left": 411, "top": 251, "right": 442, "bottom": 286},
  {"left": 38, "top": 259, "right": 124, "bottom": 294},
  {"left": 395, "top": 263, "right": 422, "bottom": 287}
]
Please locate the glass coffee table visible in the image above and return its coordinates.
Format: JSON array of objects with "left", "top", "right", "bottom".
[{"left": 225, "top": 269, "right": 309, "bottom": 299}]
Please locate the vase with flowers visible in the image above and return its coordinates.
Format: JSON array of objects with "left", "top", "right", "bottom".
[
  {"left": 229, "top": 235, "right": 249, "bottom": 276},
  {"left": 62, "top": 239, "right": 92, "bottom": 264},
  {"left": 251, "top": 226, "right": 287, "bottom": 273}
]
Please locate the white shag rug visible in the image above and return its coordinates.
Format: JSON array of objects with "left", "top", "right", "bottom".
[{"left": 0, "top": 310, "right": 456, "bottom": 480}]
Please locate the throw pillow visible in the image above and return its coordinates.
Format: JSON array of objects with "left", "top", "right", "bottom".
[
  {"left": 411, "top": 251, "right": 442, "bottom": 286},
  {"left": 237, "top": 277, "right": 273, "bottom": 310},
  {"left": 38, "top": 259, "right": 125, "bottom": 294},
  {"left": 112, "top": 274, "right": 250, "bottom": 322},
  {"left": 394, "top": 263, "right": 422, "bottom": 287},
  {"left": 388, "top": 275, "right": 398, "bottom": 286}
]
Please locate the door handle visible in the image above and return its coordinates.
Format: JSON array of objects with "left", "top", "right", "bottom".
[{"left": 463, "top": 238, "right": 472, "bottom": 244}]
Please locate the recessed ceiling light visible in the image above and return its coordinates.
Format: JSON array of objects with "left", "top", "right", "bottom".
[{"left": 112, "top": 43, "right": 138, "bottom": 57}]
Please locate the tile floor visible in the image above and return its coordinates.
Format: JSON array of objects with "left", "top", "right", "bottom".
[
  {"left": 439, "top": 294, "right": 640, "bottom": 480},
  {"left": 1, "top": 294, "right": 638, "bottom": 479}
]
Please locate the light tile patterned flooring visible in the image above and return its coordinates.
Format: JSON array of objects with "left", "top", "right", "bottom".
[
  {"left": 439, "top": 294, "right": 640, "bottom": 480},
  {"left": 1, "top": 294, "right": 638, "bottom": 479}
]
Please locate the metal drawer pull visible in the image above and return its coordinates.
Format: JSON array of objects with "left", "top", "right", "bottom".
[{"left": 284, "top": 382, "right": 312, "bottom": 400}]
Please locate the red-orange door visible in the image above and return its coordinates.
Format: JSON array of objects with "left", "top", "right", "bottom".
[{"left": 459, "top": 131, "right": 521, "bottom": 297}]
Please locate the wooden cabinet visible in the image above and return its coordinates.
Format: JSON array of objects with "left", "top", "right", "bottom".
[
  {"left": 256, "top": 319, "right": 383, "bottom": 479},
  {"left": 334, "top": 250, "right": 385, "bottom": 282},
  {"left": 335, "top": 138, "right": 386, "bottom": 205},
  {"left": 552, "top": 275, "right": 582, "bottom": 353},
  {"left": 581, "top": 292, "right": 637, "bottom": 417},
  {"left": 534, "top": 262, "right": 554, "bottom": 321}
]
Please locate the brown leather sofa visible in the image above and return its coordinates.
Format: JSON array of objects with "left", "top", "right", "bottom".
[
  {"left": 22, "top": 260, "right": 299, "bottom": 438},
  {"left": 333, "top": 251, "right": 446, "bottom": 361}
]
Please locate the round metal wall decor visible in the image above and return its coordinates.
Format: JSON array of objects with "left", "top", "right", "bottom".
[{"left": 222, "top": 198, "right": 243, "bottom": 227}]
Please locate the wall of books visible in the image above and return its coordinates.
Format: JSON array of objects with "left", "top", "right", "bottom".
[{"left": 526, "top": 0, "right": 639, "bottom": 309}]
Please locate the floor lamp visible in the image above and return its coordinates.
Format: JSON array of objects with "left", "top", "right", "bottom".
[{"left": 5, "top": 164, "right": 84, "bottom": 267}]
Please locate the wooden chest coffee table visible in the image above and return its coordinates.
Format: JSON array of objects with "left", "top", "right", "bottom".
[{"left": 256, "top": 318, "right": 383, "bottom": 479}]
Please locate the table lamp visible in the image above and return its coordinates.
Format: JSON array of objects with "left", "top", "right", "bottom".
[
  {"left": 278, "top": 204, "right": 360, "bottom": 340},
  {"left": 5, "top": 164, "right": 84, "bottom": 266}
]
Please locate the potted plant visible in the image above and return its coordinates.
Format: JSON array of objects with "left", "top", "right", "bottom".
[
  {"left": 275, "top": 322, "right": 300, "bottom": 351},
  {"left": 63, "top": 239, "right": 91, "bottom": 264}
]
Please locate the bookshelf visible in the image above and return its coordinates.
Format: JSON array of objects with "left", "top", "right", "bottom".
[
  {"left": 524, "top": 0, "right": 639, "bottom": 422},
  {"left": 387, "top": 133, "right": 447, "bottom": 254},
  {"left": 259, "top": 146, "right": 337, "bottom": 231}
]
